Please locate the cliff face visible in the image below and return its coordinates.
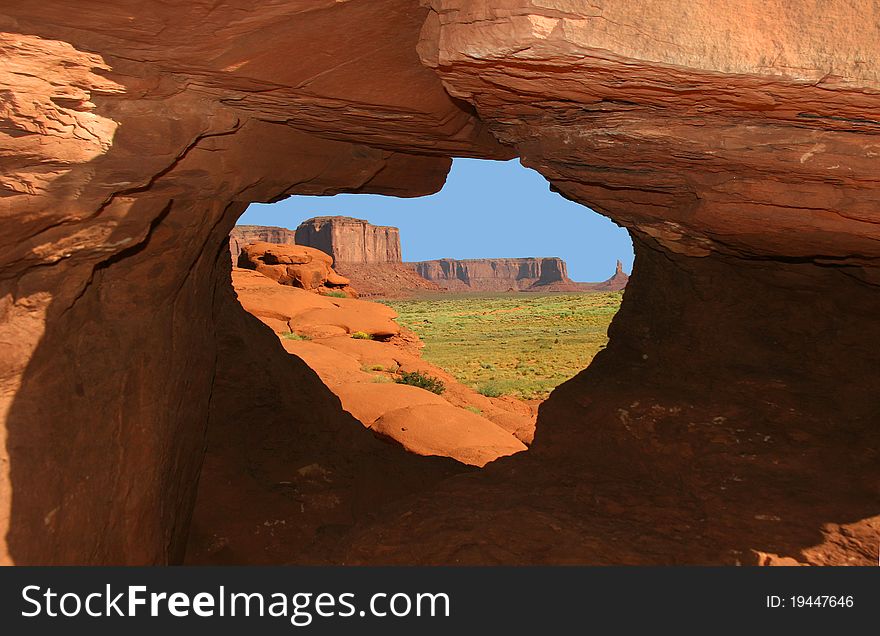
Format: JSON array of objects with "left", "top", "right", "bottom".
[
  {"left": 232, "top": 219, "right": 439, "bottom": 297},
  {"left": 413, "top": 257, "right": 567, "bottom": 291},
  {"left": 234, "top": 220, "right": 626, "bottom": 295},
  {"left": 410, "top": 256, "right": 622, "bottom": 292},
  {"left": 295, "top": 217, "right": 402, "bottom": 264},
  {"left": 230, "top": 225, "right": 297, "bottom": 264}
]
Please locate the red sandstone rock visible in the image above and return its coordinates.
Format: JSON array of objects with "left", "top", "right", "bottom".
[
  {"left": 187, "top": 266, "right": 465, "bottom": 566},
  {"left": 0, "top": 0, "right": 507, "bottom": 565},
  {"left": 233, "top": 268, "right": 336, "bottom": 331},
  {"left": 1, "top": 0, "right": 878, "bottom": 568},
  {"left": 236, "top": 220, "right": 622, "bottom": 297},
  {"left": 233, "top": 268, "right": 400, "bottom": 339},
  {"left": 420, "top": 0, "right": 880, "bottom": 263},
  {"left": 333, "top": 382, "right": 449, "bottom": 427},
  {"left": 482, "top": 410, "right": 536, "bottom": 446},
  {"left": 232, "top": 269, "right": 531, "bottom": 467},
  {"left": 538, "top": 260, "right": 629, "bottom": 293},
  {"left": 411, "top": 257, "right": 569, "bottom": 292},
  {"left": 333, "top": 263, "right": 442, "bottom": 298},
  {"left": 294, "top": 306, "right": 400, "bottom": 339},
  {"left": 315, "top": 335, "right": 415, "bottom": 371},
  {"left": 247, "top": 219, "right": 444, "bottom": 297},
  {"left": 230, "top": 226, "right": 297, "bottom": 264},
  {"left": 325, "top": 271, "right": 351, "bottom": 287},
  {"left": 586, "top": 260, "right": 629, "bottom": 293},
  {"left": 410, "top": 256, "right": 624, "bottom": 292},
  {"left": 238, "top": 241, "right": 358, "bottom": 297},
  {"left": 296, "top": 217, "right": 403, "bottom": 264},
  {"left": 371, "top": 404, "right": 527, "bottom": 467},
  {"left": 279, "top": 340, "right": 365, "bottom": 384}
]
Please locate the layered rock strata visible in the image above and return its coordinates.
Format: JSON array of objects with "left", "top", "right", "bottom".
[
  {"left": 1, "top": 0, "right": 877, "bottom": 566},
  {"left": 295, "top": 217, "right": 402, "bottom": 264},
  {"left": 411, "top": 256, "right": 628, "bottom": 291},
  {"left": 230, "top": 226, "right": 297, "bottom": 264}
]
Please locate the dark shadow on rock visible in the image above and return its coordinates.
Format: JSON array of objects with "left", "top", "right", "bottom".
[
  {"left": 4, "top": 196, "right": 246, "bottom": 563},
  {"left": 185, "top": 255, "right": 466, "bottom": 565},
  {"left": 333, "top": 235, "right": 880, "bottom": 565}
]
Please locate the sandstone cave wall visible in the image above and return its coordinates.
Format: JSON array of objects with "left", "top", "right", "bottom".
[
  {"left": 334, "top": 236, "right": 880, "bottom": 565},
  {"left": 1, "top": 0, "right": 879, "bottom": 565},
  {"left": 0, "top": 0, "right": 505, "bottom": 564}
]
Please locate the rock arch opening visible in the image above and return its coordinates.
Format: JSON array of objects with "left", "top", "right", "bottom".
[
  {"left": 1, "top": 0, "right": 878, "bottom": 566},
  {"left": 223, "top": 158, "right": 633, "bottom": 471}
]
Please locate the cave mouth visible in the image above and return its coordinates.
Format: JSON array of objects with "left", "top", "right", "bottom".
[
  {"left": 3, "top": 1, "right": 878, "bottom": 570},
  {"left": 227, "top": 158, "right": 633, "bottom": 468}
]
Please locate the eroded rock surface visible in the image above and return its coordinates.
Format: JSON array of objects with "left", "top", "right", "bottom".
[
  {"left": 294, "top": 216, "right": 450, "bottom": 296},
  {"left": 418, "top": 0, "right": 880, "bottom": 264},
  {"left": 588, "top": 260, "right": 628, "bottom": 292},
  {"left": 413, "top": 256, "right": 565, "bottom": 291},
  {"left": 333, "top": 263, "right": 443, "bottom": 298},
  {"left": 411, "top": 256, "right": 626, "bottom": 291},
  {"left": 296, "top": 217, "right": 403, "bottom": 264},
  {"left": 0, "top": 0, "right": 505, "bottom": 564},
  {"left": 235, "top": 220, "right": 628, "bottom": 295},
  {"left": 238, "top": 241, "right": 356, "bottom": 297},
  {"left": 0, "top": 0, "right": 878, "bottom": 565},
  {"left": 230, "top": 226, "right": 297, "bottom": 264},
  {"left": 231, "top": 268, "right": 531, "bottom": 468}
]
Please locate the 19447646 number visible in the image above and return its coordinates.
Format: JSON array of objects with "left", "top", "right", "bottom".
[{"left": 766, "top": 595, "right": 854, "bottom": 608}]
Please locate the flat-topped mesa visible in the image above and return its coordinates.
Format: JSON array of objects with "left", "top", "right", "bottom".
[
  {"left": 295, "top": 217, "right": 402, "bottom": 265},
  {"left": 411, "top": 257, "right": 567, "bottom": 291},
  {"left": 230, "top": 225, "right": 297, "bottom": 264},
  {"left": 411, "top": 257, "right": 626, "bottom": 292}
]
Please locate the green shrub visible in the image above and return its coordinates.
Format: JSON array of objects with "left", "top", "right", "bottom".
[
  {"left": 476, "top": 381, "right": 504, "bottom": 398},
  {"left": 281, "top": 331, "right": 308, "bottom": 340},
  {"left": 351, "top": 331, "right": 374, "bottom": 340},
  {"left": 325, "top": 290, "right": 347, "bottom": 298},
  {"left": 465, "top": 406, "right": 482, "bottom": 415},
  {"left": 395, "top": 371, "right": 445, "bottom": 395}
]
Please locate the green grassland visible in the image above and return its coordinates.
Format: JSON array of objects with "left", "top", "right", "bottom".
[{"left": 383, "top": 292, "right": 623, "bottom": 400}]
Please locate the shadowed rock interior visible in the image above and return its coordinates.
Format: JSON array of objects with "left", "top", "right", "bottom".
[{"left": 0, "top": 0, "right": 877, "bottom": 565}]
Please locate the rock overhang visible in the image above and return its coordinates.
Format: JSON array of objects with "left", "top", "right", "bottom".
[{"left": 0, "top": 0, "right": 878, "bottom": 566}]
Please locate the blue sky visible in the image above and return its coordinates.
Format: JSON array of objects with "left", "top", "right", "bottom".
[{"left": 239, "top": 158, "right": 633, "bottom": 282}]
